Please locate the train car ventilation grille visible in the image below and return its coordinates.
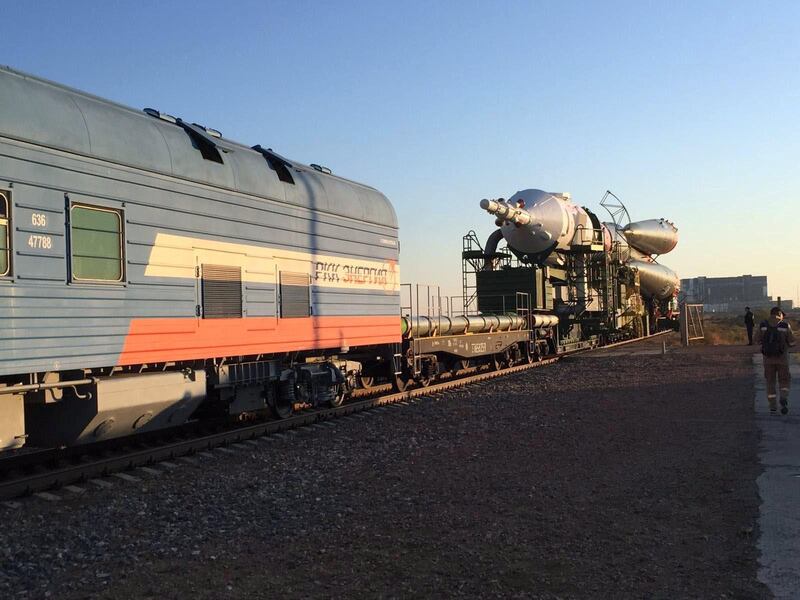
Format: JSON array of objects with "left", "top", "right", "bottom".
[
  {"left": 202, "top": 264, "right": 243, "bottom": 319},
  {"left": 280, "top": 271, "right": 311, "bottom": 318}
]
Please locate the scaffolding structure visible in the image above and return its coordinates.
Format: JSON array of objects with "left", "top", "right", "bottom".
[{"left": 461, "top": 230, "right": 514, "bottom": 314}]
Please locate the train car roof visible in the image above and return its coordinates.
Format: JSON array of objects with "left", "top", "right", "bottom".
[{"left": 0, "top": 66, "right": 396, "bottom": 228}]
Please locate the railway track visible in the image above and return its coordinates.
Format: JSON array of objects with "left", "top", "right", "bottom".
[{"left": 0, "top": 331, "right": 671, "bottom": 501}]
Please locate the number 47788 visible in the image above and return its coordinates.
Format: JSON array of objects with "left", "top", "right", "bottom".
[{"left": 27, "top": 234, "right": 52, "bottom": 249}]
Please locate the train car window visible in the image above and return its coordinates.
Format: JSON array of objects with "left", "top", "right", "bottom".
[
  {"left": 280, "top": 272, "right": 310, "bottom": 318},
  {"left": 70, "top": 204, "right": 124, "bottom": 282},
  {"left": 0, "top": 191, "right": 9, "bottom": 276}
]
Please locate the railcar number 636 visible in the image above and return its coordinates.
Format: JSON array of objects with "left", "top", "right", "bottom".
[{"left": 27, "top": 212, "right": 53, "bottom": 249}]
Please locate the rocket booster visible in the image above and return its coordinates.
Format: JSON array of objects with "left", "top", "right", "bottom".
[{"left": 621, "top": 219, "right": 678, "bottom": 255}]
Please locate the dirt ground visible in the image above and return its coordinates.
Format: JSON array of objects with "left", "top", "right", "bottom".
[{"left": 2, "top": 335, "right": 770, "bottom": 599}]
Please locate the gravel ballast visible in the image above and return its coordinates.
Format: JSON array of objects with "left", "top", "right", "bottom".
[{"left": 1, "top": 336, "right": 769, "bottom": 599}]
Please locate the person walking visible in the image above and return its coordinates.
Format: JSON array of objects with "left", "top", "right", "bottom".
[
  {"left": 744, "top": 306, "right": 755, "bottom": 345},
  {"left": 755, "top": 307, "right": 796, "bottom": 415}
]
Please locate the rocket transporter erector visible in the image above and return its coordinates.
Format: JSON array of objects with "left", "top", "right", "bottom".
[{"left": 479, "top": 189, "right": 679, "bottom": 300}]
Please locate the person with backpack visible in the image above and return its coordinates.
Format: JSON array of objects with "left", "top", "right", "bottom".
[
  {"left": 744, "top": 306, "right": 755, "bottom": 345},
  {"left": 755, "top": 307, "right": 796, "bottom": 415}
]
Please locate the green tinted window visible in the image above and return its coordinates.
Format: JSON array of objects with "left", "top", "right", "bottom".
[
  {"left": 0, "top": 192, "right": 8, "bottom": 276},
  {"left": 71, "top": 205, "right": 123, "bottom": 282}
]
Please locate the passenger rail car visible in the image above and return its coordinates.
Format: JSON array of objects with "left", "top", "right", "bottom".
[{"left": 0, "top": 67, "right": 401, "bottom": 451}]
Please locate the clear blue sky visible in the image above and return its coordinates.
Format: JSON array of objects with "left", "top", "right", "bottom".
[{"left": 3, "top": 0, "right": 799, "bottom": 302}]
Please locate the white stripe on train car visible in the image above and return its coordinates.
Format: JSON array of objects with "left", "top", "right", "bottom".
[{"left": 144, "top": 233, "right": 400, "bottom": 292}]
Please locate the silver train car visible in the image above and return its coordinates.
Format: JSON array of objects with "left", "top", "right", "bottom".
[{"left": 0, "top": 66, "right": 401, "bottom": 451}]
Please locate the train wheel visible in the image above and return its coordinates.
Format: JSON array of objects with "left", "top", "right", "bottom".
[
  {"left": 451, "top": 359, "right": 469, "bottom": 376},
  {"left": 418, "top": 360, "right": 437, "bottom": 387},
  {"left": 325, "top": 383, "right": 346, "bottom": 408},
  {"left": 273, "top": 380, "right": 295, "bottom": 419},
  {"left": 525, "top": 344, "right": 540, "bottom": 364},
  {"left": 492, "top": 354, "right": 503, "bottom": 371},
  {"left": 358, "top": 375, "right": 375, "bottom": 390},
  {"left": 394, "top": 373, "right": 411, "bottom": 392}
]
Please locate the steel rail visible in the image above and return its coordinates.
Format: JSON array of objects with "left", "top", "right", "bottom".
[{"left": 0, "top": 331, "right": 672, "bottom": 500}]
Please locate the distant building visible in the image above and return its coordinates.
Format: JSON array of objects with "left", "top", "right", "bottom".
[{"left": 680, "top": 274, "right": 793, "bottom": 313}]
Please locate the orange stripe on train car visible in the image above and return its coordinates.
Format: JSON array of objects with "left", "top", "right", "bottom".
[{"left": 118, "top": 315, "right": 401, "bottom": 365}]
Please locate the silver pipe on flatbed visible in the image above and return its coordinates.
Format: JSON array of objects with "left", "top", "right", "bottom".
[{"left": 401, "top": 314, "right": 559, "bottom": 338}]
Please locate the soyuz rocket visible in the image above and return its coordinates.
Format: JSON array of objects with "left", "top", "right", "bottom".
[{"left": 479, "top": 189, "right": 679, "bottom": 300}]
